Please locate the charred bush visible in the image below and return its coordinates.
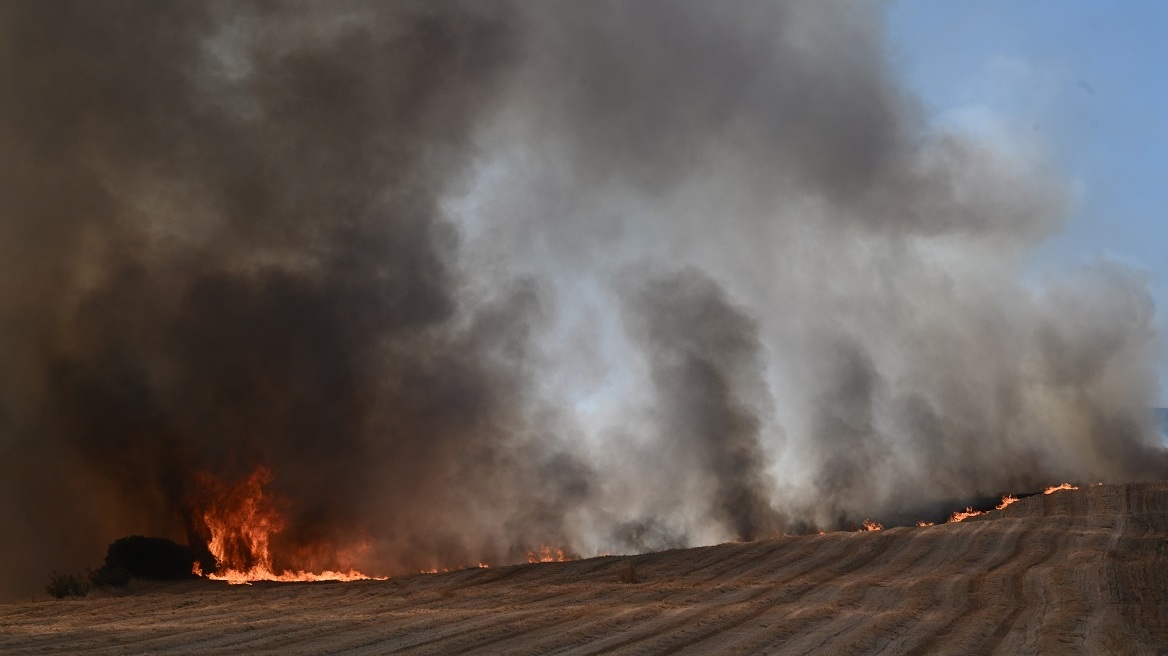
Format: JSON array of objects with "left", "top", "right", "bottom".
[
  {"left": 100, "top": 536, "right": 196, "bottom": 581},
  {"left": 45, "top": 571, "right": 91, "bottom": 598},
  {"left": 617, "top": 561, "right": 638, "bottom": 584}
]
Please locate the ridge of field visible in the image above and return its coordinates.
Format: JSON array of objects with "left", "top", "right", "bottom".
[{"left": 3, "top": 482, "right": 1166, "bottom": 655}]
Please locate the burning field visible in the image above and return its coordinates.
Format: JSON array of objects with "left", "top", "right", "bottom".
[
  {"left": 2, "top": 3, "right": 1168, "bottom": 652},
  {"left": 4, "top": 482, "right": 1168, "bottom": 654}
]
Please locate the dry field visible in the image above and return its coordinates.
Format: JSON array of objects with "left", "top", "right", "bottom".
[{"left": 3, "top": 482, "right": 1167, "bottom": 655}]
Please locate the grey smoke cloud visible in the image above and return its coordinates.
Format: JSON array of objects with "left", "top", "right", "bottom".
[
  {"left": 0, "top": 0, "right": 1163, "bottom": 599},
  {"left": 622, "top": 267, "right": 784, "bottom": 542}
]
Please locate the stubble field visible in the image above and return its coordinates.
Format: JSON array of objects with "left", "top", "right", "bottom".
[{"left": 3, "top": 482, "right": 1166, "bottom": 655}]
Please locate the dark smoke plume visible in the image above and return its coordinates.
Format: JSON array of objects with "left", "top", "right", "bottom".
[
  {"left": 622, "top": 268, "right": 783, "bottom": 542},
  {"left": 0, "top": 0, "right": 569, "bottom": 596},
  {"left": 1, "top": 1, "right": 1164, "bottom": 599}
]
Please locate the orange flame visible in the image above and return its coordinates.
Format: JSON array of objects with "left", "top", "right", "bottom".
[
  {"left": 916, "top": 520, "right": 934, "bottom": 527},
  {"left": 419, "top": 563, "right": 489, "bottom": 575},
  {"left": 948, "top": 507, "right": 986, "bottom": 523},
  {"left": 527, "top": 546, "right": 570, "bottom": 563},
  {"left": 197, "top": 467, "right": 385, "bottom": 585},
  {"left": 861, "top": 519, "right": 883, "bottom": 531},
  {"left": 1043, "top": 482, "right": 1078, "bottom": 495},
  {"left": 995, "top": 495, "right": 1019, "bottom": 510}
]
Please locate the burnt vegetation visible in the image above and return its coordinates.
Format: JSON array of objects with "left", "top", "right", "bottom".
[{"left": 617, "top": 560, "right": 639, "bottom": 584}]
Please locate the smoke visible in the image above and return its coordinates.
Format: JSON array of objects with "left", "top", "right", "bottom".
[
  {"left": 0, "top": 1, "right": 1163, "bottom": 599},
  {"left": 0, "top": 0, "right": 557, "bottom": 594},
  {"left": 621, "top": 267, "right": 784, "bottom": 542}
]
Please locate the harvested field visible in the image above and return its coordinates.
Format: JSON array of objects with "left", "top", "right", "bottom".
[{"left": 3, "top": 482, "right": 1167, "bottom": 655}]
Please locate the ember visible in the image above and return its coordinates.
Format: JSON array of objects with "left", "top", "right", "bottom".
[
  {"left": 948, "top": 507, "right": 986, "bottom": 523},
  {"left": 996, "top": 495, "right": 1019, "bottom": 510},
  {"left": 527, "top": 546, "right": 571, "bottom": 563}
]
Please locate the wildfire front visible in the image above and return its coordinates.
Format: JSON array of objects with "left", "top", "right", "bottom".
[{"left": 194, "top": 467, "right": 383, "bottom": 585}]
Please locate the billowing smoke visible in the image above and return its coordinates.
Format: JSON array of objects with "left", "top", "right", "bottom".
[
  {"left": 0, "top": 0, "right": 558, "bottom": 594},
  {"left": 1, "top": 1, "right": 1163, "bottom": 598},
  {"left": 622, "top": 268, "right": 784, "bottom": 542}
]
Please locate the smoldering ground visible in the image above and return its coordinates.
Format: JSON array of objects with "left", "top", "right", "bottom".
[{"left": 1, "top": 1, "right": 1164, "bottom": 599}]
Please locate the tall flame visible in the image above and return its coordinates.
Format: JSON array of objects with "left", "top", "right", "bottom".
[{"left": 197, "top": 467, "right": 384, "bottom": 585}]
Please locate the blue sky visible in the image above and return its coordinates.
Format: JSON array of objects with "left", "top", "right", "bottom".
[{"left": 887, "top": 1, "right": 1168, "bottom": 405}]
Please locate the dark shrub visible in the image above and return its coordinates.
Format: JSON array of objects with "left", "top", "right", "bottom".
[
  {"left": 45, "top": 572, "right": 91, "bottom": 598},
  {"left": 101, "top": 536, "right": 196, "bottom": 581},
  {"left": 89, "top": 564, "right": 131, "bottom": 588}
]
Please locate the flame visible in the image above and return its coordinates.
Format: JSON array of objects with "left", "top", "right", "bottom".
[
  {"left": 861, "top": 519, "right": 883, "bottom": 531},
  {"left": 419, "top": 563, "right": 489, "bottom": 575},
  {"left": 1043, "top": 483, "right": 1078, "bottom": 495},
  {"left": 527, "top": 546, "right": 570, "bottom": 563},
  {"left": 197, "top": 467, "right": 385, "bottom": 585},
  {"left": 921, "top": 493, "right": 1023, "bottom": 527},
  {"left": 948, "top": 507, "right": 986, "bottom": 523}
]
